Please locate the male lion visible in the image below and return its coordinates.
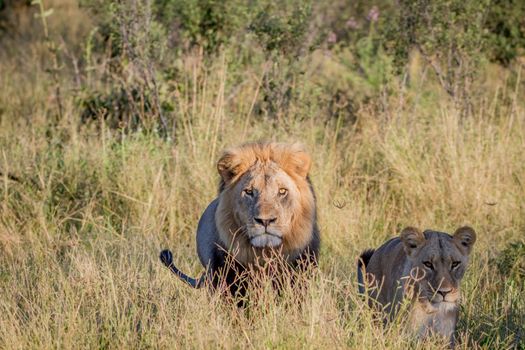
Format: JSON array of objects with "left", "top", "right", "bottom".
[
  {"left": 357, "top": 226, "right": 476, "bottom": 345},
  {"left": 160, "top": 142, "right": 320, "bottom": 302}
]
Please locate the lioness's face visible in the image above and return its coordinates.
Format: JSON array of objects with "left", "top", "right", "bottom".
[
  {"left": 231, "top": 162, "right": 301, "bottom": 248},
  {"left": 401, "top": 227, "right": 476, "bottom": 308}
]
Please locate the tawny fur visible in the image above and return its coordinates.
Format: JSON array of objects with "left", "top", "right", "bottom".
[
  {"left": 215, "top": 142, "right": 317, "bottom": 266},
  {"left": 161, "top": 141, "right": 320, "bottom": 302},
  {"left": 358, "top": 226, "right": 476, "bottom": 346}
]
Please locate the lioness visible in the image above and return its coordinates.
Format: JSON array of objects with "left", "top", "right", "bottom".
[
  {"left": 160, "top": 141, "right": 320, "bottom": 302},
  {"left": 357, "top": 226, "right": 476, "bottom": 345}
]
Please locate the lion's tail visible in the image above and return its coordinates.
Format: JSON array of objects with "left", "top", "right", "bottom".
[
  {"left": 159, "top": 249, "right": 206, "bottom": 289},
  {"left": 357, "top": 249, "right": 375, "bottom": 295}
]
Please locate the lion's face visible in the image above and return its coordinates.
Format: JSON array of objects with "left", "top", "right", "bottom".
[
  {"left": 401, "top": 227, "right": 476, "bottom": 310},
  {"left": 215, "top": 142, "right": 315, "bottom": 257},
  {"left": 230, "top": 161, "right": 302, "bottom": 248}
]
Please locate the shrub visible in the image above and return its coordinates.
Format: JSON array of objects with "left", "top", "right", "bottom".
[
  {"left": 77, "top": 0, "right": 170, "bottom": 135},
  {"left": 154, "top": 0, "right": 250, "bottom": 53},
  {"left": 484, "top": 0, "right": 525, "bottom": 65}
]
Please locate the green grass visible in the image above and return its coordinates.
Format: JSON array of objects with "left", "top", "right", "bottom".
[{"left": 0, "top": 1, "right": 524, "bottom": 349}]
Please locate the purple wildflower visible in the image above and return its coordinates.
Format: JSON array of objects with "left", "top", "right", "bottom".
[
  {"left": 327, "top": 31, "right": 337, "bottom": 44},
  {"left": 367, "top": 6, "right": 379, "bottom": 22},
  {"left": 345, "top": 17, "right": 359, "bottom": 30}
]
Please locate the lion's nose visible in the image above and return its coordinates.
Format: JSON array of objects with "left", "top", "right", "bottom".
[
  {"left": 254, "top": 217, "right": 277, "bottom": 228},
  {"left": 437, "top": 288, "right": 453, "bottom": 297}
]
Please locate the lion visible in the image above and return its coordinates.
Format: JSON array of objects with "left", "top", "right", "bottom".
[
  {"left": 357, "top": 226, "right": 476, "bottom": 346},
  {"left": 160, "top": 141, "right": 320, "bottom": 303}
]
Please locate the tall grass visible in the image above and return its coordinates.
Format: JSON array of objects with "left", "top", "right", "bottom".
[{"left": 0, "top": 1, "right": 524, "bottom": 349}]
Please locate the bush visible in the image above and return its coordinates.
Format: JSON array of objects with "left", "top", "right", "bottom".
[
  {"left": 484, "top": 0, "right": 525, "bottom": 65},
  {"left": 77, "top": 0, "right": 171, "bottom": 135},
  {"left": 249, "top": 1, "right": 312, "bottom": 57},
  {"left": 154, "top": 0, "right": 250, "bottom": 53}
]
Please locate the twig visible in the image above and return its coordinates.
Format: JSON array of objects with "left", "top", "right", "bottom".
[
  {"left": 416, "top": 44, "right": 455, "bottom": 98},
  {"left": 33, "top": 0, "right": 64, "bottom": 123}
]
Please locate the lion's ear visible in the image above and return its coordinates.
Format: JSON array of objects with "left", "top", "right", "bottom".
[
  {"left": 292, "top": 149, "right": 311, "bottom": 178},
  {"left": 400, "top": 227, "right": 425, "bottom": 256},
  {"left": 280, "top": 144, "right": 311, "bottom": 178},
  {"left": 453, "top": 226, "right": 476, "bottom": 255},
  {"left": 217, "top": 150, "right": 250, "bottom": 184}
]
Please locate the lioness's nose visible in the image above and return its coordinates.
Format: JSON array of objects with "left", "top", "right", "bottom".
[{"left": 254, "top": 217, "right": 277, "bottom": 228}]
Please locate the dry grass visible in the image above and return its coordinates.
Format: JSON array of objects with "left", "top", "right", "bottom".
[{"left": 0, "top": 1, "right": 524, "bottom": 349}]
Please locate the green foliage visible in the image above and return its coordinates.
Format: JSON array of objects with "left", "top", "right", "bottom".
[
  {"left": 394, "top": 0, "right": 488, "bottom": 56},
  {"left": 76, "top": 0, "right": 171, "bottom": 134},
  {"left": 80, "top": 0, "right": 167, "bottom": 61},
  {"left": 317, "top": 1, "right": 395, "bottom": 47},
  {"left": 249, "top": 1, "right": 312, "bottom": 57},
  {"left": 308, "top": 39, "right": 394, "bottom": 125},
  {"left": 352, "top": 31, "right": 394, "bottom": 95},
  {"left": 73, "top": 0, "right": 525, "bottom": 128},
  {"left": 155, "top": 0, "right": 249, "bottom": 53},
  {"left": 78, "top": 87, "right": 152, "bottom": 131},
  {"left": 392, "top": 0, "right": 489, "bottom": 101},
  {"left": 484, "top": 0, "right": 525, "bottom": 65},
  {"left": 245, "top": 1, "right": 314, "bottom": 119}
]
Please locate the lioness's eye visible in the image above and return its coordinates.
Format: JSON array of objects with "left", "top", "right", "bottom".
[
  {"left": 244, "top": 189, "right": 253, "bottom": 196},
  {"left": 451, "top": 261, "right": 460, "bottom": 269},
  {"left": 423, "top": 261, "right": 434, "bottom": 270},
  {"left": 278, "top": 188, "right": 288, "bottom": 196}
]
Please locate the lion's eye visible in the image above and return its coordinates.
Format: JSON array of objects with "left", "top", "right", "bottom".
[
  {"left": 423, "top": 261, "right": 434, "bottom": 270},
  {"left": 451, "top": 261, "right": 460, "bottom": 269},
  {"left": 278, "top": 188, "right": 288, "bottom": 196},
  {"left": 244, "top": 189, "right": 253, "bottom": 196}
]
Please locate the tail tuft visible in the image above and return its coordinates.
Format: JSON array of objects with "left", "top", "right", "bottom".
[
  {"left": 159, "top": 249, "right": 206, "bottom": 289},
  {"left": 358, "top": 249, "right": 374, "bottom": 269},
  {"left": 160, "top": 249, "right": 173, "bottom": 267}
]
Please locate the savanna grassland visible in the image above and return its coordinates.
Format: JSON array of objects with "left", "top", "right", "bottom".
[{"left": 0, "top": 0, "right": 524, "bottom": 348}]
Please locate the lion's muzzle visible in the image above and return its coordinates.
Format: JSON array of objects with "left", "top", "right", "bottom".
[{"left": 250, "top": 233, "right": 283, "bottom": 248}]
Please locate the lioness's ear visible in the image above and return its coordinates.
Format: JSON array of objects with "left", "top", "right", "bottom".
[
  {"left": 453, "top": 226, "right": 476, "bottom": 255},
  {"left": 400, "top": 227, "right": 425, "bottom": 256},
  {"left": 280, "top": 144, "right": 311, "bottom": 178},
  {"left": 217, "top": 150, "right": 250, "bottom": 184}
]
